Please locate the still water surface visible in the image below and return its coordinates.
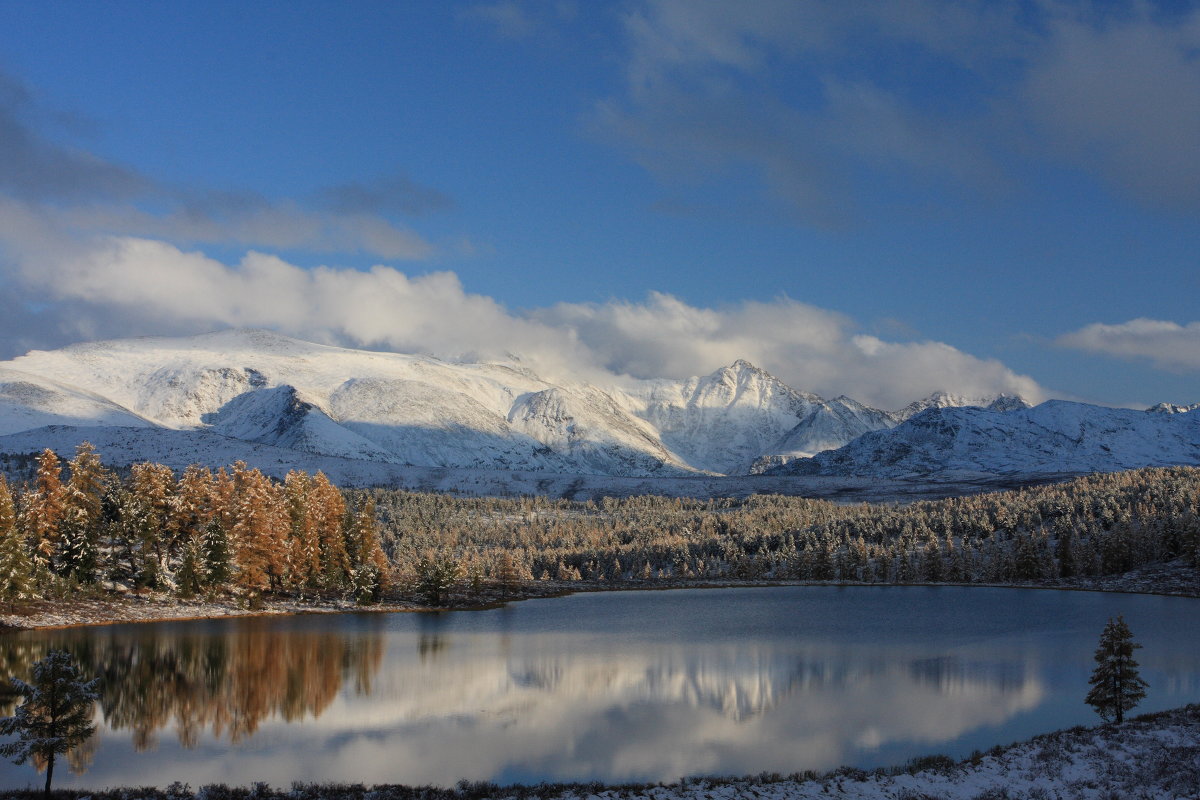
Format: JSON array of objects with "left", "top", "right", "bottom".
[{"left": 1, "top": 586, "right": 1199, "bottom": 789}]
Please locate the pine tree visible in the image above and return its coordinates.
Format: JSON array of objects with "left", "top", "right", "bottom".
[
  {"left": 413, "top": 554, "right": 460, "bottom": 606},
  {"left": 20, "top": 450, "right": 65, "bottom": 575},
  {"left": 174, "top": 538, "right": 204, "bottom": 599},
  {"left": 0, "top": 476, "right": 34, "bottom": 609},
  {"left": 172, "top": 465, "right": 216, "bottom": 579},
  {"left": 1085, "top": 615, "right": 1149, "bottom": 724},
  {"left": 0, "top": 650, "right": 99, "bottom": 799},
  {"left": 346, "top": 498, "right": 387, "bottom": 604},
  {"left": 58, "top": 443, "right": 109, "bottom": 583},
  {"left": 200, "top": 517, "right": 232, "bottom": 588},
  {"left": 128, "top": 462, "right": 176, "bottom": 588}
]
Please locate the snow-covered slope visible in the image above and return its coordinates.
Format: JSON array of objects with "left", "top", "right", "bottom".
[
  {"left": 777, "top": 401, "right": 1200, "bottom": 478},
  {"left": 626, "top": 360, "right": 824, "bottom": 475},
  {"left": 893, "top": 390, "right": 1032, "bottom": 421},
  {"left": 2, "top": 330, "right": 695, "bottom": 476},
  {"left": 749, "top": 396, "right": 900, "bottom": 473},
  {"left": 0, "top": 367, "right": 154, "bottom": 435},
  {"left": 8, "top": 329, "right": 1144, "bottom": 481}
]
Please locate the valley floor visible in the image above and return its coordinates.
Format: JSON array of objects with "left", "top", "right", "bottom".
[{"left": 0, "top": 704, "right": 1195, "bottom": 799}]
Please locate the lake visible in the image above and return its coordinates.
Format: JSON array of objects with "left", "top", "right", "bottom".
[{"left": 1, "top": 586, "right": 1198, "bottom": 789}]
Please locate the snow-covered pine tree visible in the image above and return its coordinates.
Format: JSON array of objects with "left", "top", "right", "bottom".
[
  {"left": 128, "top": 462, "right": 176, "bottom": 588},
  {"left": 414, "top": 553, "right": 461, "bottom": 606},
  {"left": 0, "top": 476, "right": 34, "bottom": 609},
  {"left": 20, "top": 450, "right": 65, "bottom": 576},
  {"left": 200, "top": 517, "right": 232, "bottom": 588},
  {"left": 172, "top": 465, "right": 216, "bottom": 578},
  {"left": 0, "top": 649, "right": 99, "bottom": 799},
  {"left": 347, "top": 497, "right": 387, "bottom": 603},
  {"left": 59, "top": 443, "right": 109, "bottom": 579},
  {"left": 1085, "top": 615, "right": 1148, "bottom": 724},
  {"left": 174, "top": 537, "right": 204, "bottom": 598}
]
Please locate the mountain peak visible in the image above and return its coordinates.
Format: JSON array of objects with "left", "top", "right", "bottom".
[
  {"left": 1147, "top": 402, "right": 1200, "bottom": 415},
  {"left": 894, "top": 390, "right": 1031, "bottom": 421},
  {"left": 726, "top": 358, "right": 767, "bottom": 375}
]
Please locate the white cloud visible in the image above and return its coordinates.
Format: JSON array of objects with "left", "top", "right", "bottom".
[
  {"left": 1058, "top": 319, "right": 1200, "bottom": 372},
  {"left": 0, "top": 222, "right": 1048, "bottom": 409}
]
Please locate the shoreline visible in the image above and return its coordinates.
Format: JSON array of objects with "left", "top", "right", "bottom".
[{"left": 2, "top": 558, "right": 1196, "bottom": 631}]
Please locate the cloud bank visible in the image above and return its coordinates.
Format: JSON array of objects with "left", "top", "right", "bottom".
[
  {"left": 0, "top": 220, "right": 1045, "bottom": 410},
  {"left": 1058, "top": 319, "right": 1200, "bottom": 372}
]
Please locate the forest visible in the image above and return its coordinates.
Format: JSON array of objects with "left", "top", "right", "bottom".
[
  {"left": 0, "top": 443, "right": 1198, "bottom": 608},
  {"left": 0, "top": 444, "right": 388, "bottom": 605}
]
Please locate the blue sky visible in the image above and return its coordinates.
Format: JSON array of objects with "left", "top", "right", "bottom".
[{"left": 0, "top": 0, "right": 1197, "bottom": 409}]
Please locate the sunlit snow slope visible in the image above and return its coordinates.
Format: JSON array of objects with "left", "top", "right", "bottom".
[{"left": 2, "top": 329, "right": 1190, "bottom": 481}]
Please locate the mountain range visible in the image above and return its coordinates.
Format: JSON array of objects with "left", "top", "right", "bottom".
[{"left": 0, "top": 329, "right": 1195, "bottom": 485}]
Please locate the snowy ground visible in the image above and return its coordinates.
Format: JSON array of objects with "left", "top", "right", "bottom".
[{"left": 0, "top": 594, "right": 425, "bottom": 631}]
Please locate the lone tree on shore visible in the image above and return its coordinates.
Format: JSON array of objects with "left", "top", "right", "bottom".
[
  {"left": 1085, "top": 615, "right": 1148, "bottom": 724},
  {"left": 0, "top": 650, "right": 99, "bottom": 798}
]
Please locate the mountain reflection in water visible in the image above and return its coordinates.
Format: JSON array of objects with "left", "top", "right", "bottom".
[
  {"left": 0, "top": 621, "right": 1043, "bottom": 785},
  {"left": 1, "top": 587, "right": 1197, "bottom": 788}
]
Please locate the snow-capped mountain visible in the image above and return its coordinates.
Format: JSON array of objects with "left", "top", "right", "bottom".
[
  {"left": 5, "top": 328, "right": 1183, "bottom": 483},
  {"left": 893, "top": 390, "right": 1032, "bottom": 421},
  {"left": 774, "top": 400, "right": 1200, "bottom": 478},
  {"left": 0, "top": 329, "right": 922, "bottom": 477},
  {"left": 0, "top": 330, "right": 691, "bottom": 476},
  {"left": 626, "top": 360, "right": 825, "bottom": 475},
  {"left": 0, "top": 367, "right": 156, "bottom": 435}
]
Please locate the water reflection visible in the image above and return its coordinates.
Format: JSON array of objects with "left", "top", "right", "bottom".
[
  {"left": 0, "top": 620, "right": 384, "bottom": 750},
  {"left": 0, "top": 587, "right": 1197, "bottom": 788}
]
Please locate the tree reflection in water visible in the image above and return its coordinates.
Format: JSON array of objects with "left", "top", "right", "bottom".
[
  {"left": 1, "top": 588, "right": 1198, "bottom": 788},
  {"left": 0, "top": 618, "right": 384, "bottom": 750}
]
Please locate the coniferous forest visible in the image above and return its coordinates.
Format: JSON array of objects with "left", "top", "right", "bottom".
[{"left": 0, "top": 443, "right": 1197, "bottom": 609}]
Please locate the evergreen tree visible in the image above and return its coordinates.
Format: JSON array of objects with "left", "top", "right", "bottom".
[
  {"left": 200, "top": 517, "right": 232, "bottom": 588},
  {"left": 346, "top": 498, "right": 387, "bottom": 603},
  {"left": 1085, "top": 615, "right": 1149, "bottom": 724},
  {"left": 20, "top": 450, "right": 65, "bottom": 574},
  {"left": 172, "top": 465, "right": 216, "bottom": 577},
  {"left": 0, "top": 650, "right": 99, "bottom": 799},
  {"left": 413, "top": 554, "right": 460, "bottom": 606},
  {"left": 58, "top": 443, "right": 109, "bottom": 582},
  {"left": 174, "top": 538, "right": 204, "bottom": 599},
  {"left": 128, "top": 462, "right": 176, "bottom": 588},
  {"left": 0, "top": 476, "right": 33, "bottom": 609}
]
